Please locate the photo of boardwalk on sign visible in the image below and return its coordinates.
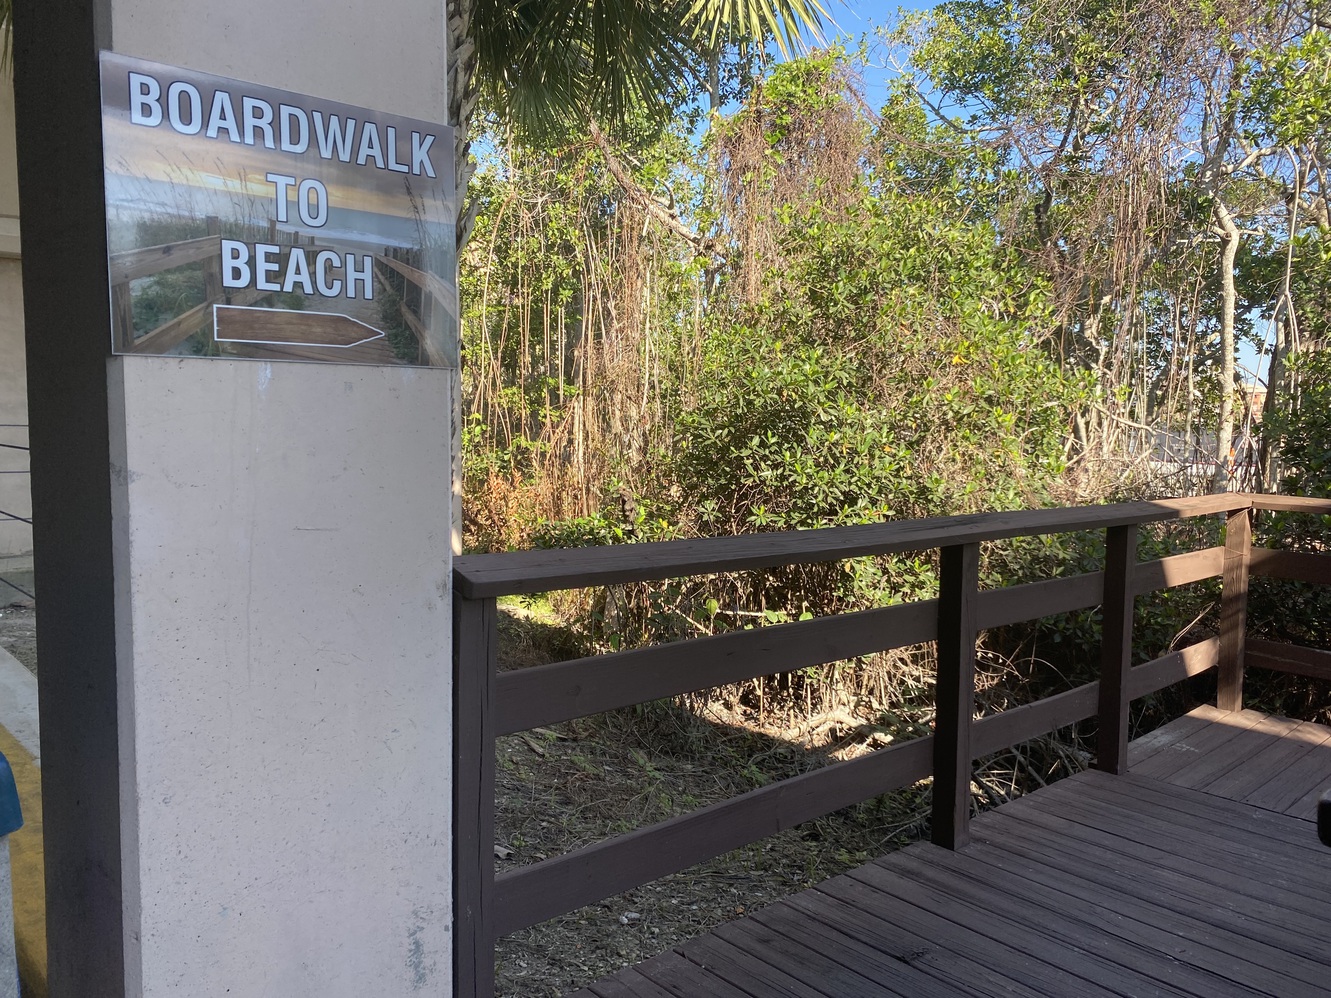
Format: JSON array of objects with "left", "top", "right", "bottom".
[{"left": 99, "top": 51, "right": 457, "bottom": 367}]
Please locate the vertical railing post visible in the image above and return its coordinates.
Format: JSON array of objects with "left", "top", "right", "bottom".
[
  {"left": 1218, "top": 504, "right": 1253, "bottom": 713},
  {"left": 454, "top": 591, "right": 497, "bottom": 998},
  {"left": 1096, "top": 523, "right": 1138, "bottom": 774},
  {"left": 933, "top": 542, "right": 980, "bottom": 850}
]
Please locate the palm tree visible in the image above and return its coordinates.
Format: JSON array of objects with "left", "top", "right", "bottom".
[{"left": 447, "top": 0, "right": 829, "bottom": 247}]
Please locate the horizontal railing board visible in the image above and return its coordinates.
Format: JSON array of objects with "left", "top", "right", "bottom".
[
  {"left": 1248, "top": 495, "right": 1331, "bottom": 514},
  {"left": 1132, "top": 547, "right": 1224, "bottom": 596},
  {"left": 968, "top": 638, "right": 1220, "bottom": 759},
  {"left": 976, "top": 572, "right": 1104, "bottom": 630},
  {"left": 1127, "top": 637, "right": 1220, "bottom": 699},
  {"left": 497, "top": 550, "right": 1229, "bottom": 735},
  {"left": 456, "top": 495, "right": 1243, "bottom": 598},
  {"left": 972, "top": 682, "right": 1100, "bottom": 758},
  {"left": 109, "top": 235, "right": 219, "bottom": 283},
  {"left": 497, "top": 601, "right": 938, "bottom": 735},
  {"left": 492, "top": 735, "right": 934, "bottom": 937},
  {"left": 1249, "top": 548, "right": 1331, "bottom": 585},
  {"left": 1247, "top": 638, "right": 1331, "bottom": 682}
]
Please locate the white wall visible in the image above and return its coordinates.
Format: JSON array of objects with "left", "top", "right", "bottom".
[
  {"left": 110, "top": 358, "right": 453, "bottom": 995},
  {"left": 0, "top": 73, "right": 30, "bottom": 564},
  {"left": 104, "top": 4, "right": 454, "bottom": 994}
]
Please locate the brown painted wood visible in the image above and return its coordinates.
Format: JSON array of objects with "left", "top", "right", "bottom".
[
  {"left": 932, "top": 543, "right": 979, "bottom": 850},
  {"left": 1162, "top": 713, "right": 1305, "bottom": 793},
  {"left": 1248, "top": 494, "right": 1331, "bottom": 514},
  {"left": 454, "top": 495, "right": 1244, "bottom": 599},
  {"left": 1097, "top": 524, "right": 1137, "bottom": 774},
  {"left": 1131, "top": 546, "right": 1224, "bottom": 595},
  {"left": 1247, "top": 637, "right": 1331, "bottom": 682},
  {"left": 1127, "top": 707, "right": 1226, "bottom": 768},
  {"left": 967, "top": 640, "right": 1219, "bottom": 760},
  {"left": 492, "top": 735, "right": 932, "bottom": 937},
  {"left": 974, "top": 570, "right": 1104, "bottom": 629},
  {"left": 1248, "top": 547, "right": 1331, "bottom": 584},
  {"left": 1217, "top": 508, "right": 1252, "bottom": 712},
  {"left": 971, "top": 681, "right": 1099, "bottom": 758},
  {"left": 453, "top": 595, "right": 496, "bottom": 998},
  {"left": 1242, "top": 740, "right": 1331, "bottom": 814},
  {"left": 803, "top": 881, "right": 1049, "bottom": 997},
  {"left": 1019, "top": 778, "right": 1329, "bottom": 899},
  {"left": 1203, "top": 720, "right": 1331, "bottom": 802},
  {"left": 1127, "top": 638, "right": 1220, "bottom": 699},
  {"left": 581, "top": 753, "right": 1331, "bottom": 998},
  {"left": 879, "top": 848, "right": 1236, "bottom": 998},
  {"left": 681, "top": 934, "right": 832, "bottom": 998},
  {"left": 987, "top": 783, "right": 1331, "bottom": 924},
  {"left": 1131, "top": 709, "right": 1266, "bottom": 781},
  {"left": 496, "top": 600, "right": 938, "bottom": 735},
  {"left": 713, "top": 918, "right": 904, "bottom": 997},
  {"left": 1077, "top": 770, "right": 1326, "bottom": 855},
  {"left": 747, "top": 900, "right": 976, "bottom": 998},
  {"left": 1284, "top": 781, "right": 1331, "bottom": 822},
  {"left": 961, "top": 813, "right": 1331, "bottom": 986},
  {"left": 949, "top": 839, "right": 1315, "bottom": 995},
  {"left": 108, "top": 234, "right": 219, "bottom": 283},
  {"left": 843, "top": 861, "right": 1124, "bottom": 998},
  {"left": 626, "top": 949, "right": 758, "bottom": 998}
]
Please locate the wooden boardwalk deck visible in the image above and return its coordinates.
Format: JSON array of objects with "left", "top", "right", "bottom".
[{"left": 573, "top": 707, "right": 1331, "bottom": 998}]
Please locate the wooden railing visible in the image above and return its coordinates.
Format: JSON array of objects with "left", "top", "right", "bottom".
[
  {"left": 451, "top": 492, "right": 1331, "bottom": 997},
  {"left": 372, "top": 248, "right": 449, "bottom": 367},
  {"left": 108, "top": 217, "right": 332, "bottom": 355}
]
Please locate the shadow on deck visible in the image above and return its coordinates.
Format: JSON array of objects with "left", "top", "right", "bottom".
[{"left": 577, "top": 707, "right": 1331, "bottom": 998}]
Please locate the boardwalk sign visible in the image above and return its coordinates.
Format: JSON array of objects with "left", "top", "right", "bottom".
[{"left": 99, "top": 52, "right": 456, "bottom": 367}]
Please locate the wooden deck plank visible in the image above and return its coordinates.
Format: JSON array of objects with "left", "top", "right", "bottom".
[
  {"left": 1194, "top": 720, "right": 1331, "bottom": 801},
  {"left": 831, "top": 865, "right": 1124, "bottom": 998},
  {"left": 806, "top": 879, "right": 1052, "bottom": 998},
  {"left": 976, "top": 788, "right": 1331, "bottom": 925},
  {"left": 623, "top": 949, "right": 761, "bottom": 998},
  {"left": 1131, "top": 709, "right": 1267, "bottom": 781},
  {"left": 873, "top": 846, "right": 1263, "bottom": 998},
  {"left": 1160, "top": 712, "right": 1305, "bottom": 791},
  {"left": 908, "top": 836, "right": 1311, "bottom": 997},
  {"left": 1239, "top": 738, "right": 1331, "bottom": 814},
  {"left": 683, "top": 933, "right": 836, "bottom": 997},
  {"left": 580, "top": 712, "right": 1331, "bottom": 998},
  {"left": 848, "top": 853, "right": 1198, "bottom": 998},
  {"left": 1285, "top": 779, "right": 1331, "bottom": 821},
  {"left": 1125, "top": 708, "right": 1220, "bottom": 768},
  {"left": 1074, "top": 770, "right": 1324, "bottom": 852},
  {"left": 970, "top": 799, "right": 1331, "bottom": 965},
  {"left": 748, "top": 901, "right": 979, "bottom": 998},
  {"left": 898, "top": 832, "right": 1292, "bottom": 995},
  {"left": 1013, "top": 783, "right": 1330, "bottom": 902},
  {"left": 714, "top": 918, "right": 907, "bottom": 998},
  {"left": 586, "top": 969, "right": 678, "bottom": 998}
]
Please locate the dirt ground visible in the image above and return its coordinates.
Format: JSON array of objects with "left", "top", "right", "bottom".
[{"left": 489, "top": 603, "right": 944, "bottom": 997}]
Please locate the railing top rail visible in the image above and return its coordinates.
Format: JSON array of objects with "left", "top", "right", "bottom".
[{"left": 455, "top": 493, "right": 1244, "bottom": 598}]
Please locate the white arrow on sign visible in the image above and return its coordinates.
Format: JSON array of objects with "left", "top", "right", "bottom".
[{"left": 213, "top": 304, "right": 388, "bottom": 349}]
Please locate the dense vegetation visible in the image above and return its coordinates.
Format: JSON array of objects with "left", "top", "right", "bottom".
[{"left": 461, "top": 0, "right": 1326, "bottom": 641}]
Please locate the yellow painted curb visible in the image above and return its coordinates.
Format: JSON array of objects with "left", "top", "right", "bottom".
[{"left": 0, "top": 725, "right": 45, "bottom": 998}]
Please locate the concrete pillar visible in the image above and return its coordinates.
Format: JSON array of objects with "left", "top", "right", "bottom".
[{"left": 13, "top": 3, "right": 454, "bottom": 995}]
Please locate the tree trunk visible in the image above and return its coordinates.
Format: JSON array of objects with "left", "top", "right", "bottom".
[
  {"left": 1212, "top": 198, "right": 1241, "bottom": 493},
  {"left": 448, "top": 0, "right": 481, "bottom": 253}
]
